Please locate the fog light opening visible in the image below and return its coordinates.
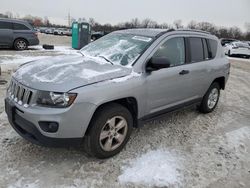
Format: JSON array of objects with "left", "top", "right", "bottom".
[{"left": 39, "top": 121, "right": 59, "bottom": 133}]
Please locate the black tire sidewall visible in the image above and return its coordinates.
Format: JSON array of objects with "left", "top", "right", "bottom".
[
  {"left": 85, "top": 103, "right": 133, "bottom": 158},
  {"left": 200, "top": 82, "right": 220, "bottom": 113}
]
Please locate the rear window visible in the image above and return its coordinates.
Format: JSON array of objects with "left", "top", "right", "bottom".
[
  {"left": 0, "top": 21, "right": 12, "bottom": 29},
  {"left": 13, "top": 23, "right": 30, "bottom": 30},
  {"left": 208, "top": 39, "right": 217, "bottom": 58},
  {"left": 233, "top": 42, "right": 249, "bottom": 48},
  {"left": 189, "top": 37, "right": 204, "bottom": 63}
]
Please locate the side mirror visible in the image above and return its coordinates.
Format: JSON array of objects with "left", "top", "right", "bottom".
[{"left": 146, "top": 57, "right": 171, "bottom": 72}]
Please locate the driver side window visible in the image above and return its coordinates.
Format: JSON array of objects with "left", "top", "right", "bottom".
[{"left": 153, "top": 37, "right": 185, "bottom": 67}]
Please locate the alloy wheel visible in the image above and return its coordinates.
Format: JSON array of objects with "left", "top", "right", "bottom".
[
  {"left": 99, "top": 116, "right": 128, "bottom": 152},
  {"left": 207, "top": 88, "right": 219, "bottom": 109}
]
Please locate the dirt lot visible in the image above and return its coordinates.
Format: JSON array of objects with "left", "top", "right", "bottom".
[{"left": 0, "top": 34, "right": 249, "bottom": 188}]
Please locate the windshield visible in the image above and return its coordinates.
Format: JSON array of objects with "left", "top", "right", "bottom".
[{"left": 80, "top": 33, "right": 153, "bottom": 66}]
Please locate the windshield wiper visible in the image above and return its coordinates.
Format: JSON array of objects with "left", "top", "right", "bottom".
[{"left": 98, "top": 55, "right": 114, "bottom": 65}]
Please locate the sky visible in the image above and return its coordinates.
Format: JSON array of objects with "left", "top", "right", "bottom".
[{"left": 1, "top": 0, "right": 250, "bottom": 31}]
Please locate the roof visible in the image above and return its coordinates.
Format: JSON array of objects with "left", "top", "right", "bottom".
[
  {"left": 115, "top": 28, "right": 212, "bottom": 38},
  {"left": 115, "top": 29, "right": 169, "bottom": 38},
  {"left": 0, "top": 18, "right": 28, "bottom": 24}
]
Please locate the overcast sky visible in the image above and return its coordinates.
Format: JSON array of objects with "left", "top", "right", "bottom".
[{"left": 1, "top": 0, "right": 250, "bottom": 31}]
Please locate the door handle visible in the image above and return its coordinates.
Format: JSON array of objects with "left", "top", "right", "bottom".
[{"left": 179, "top": 70, "right": 189, "bottom": 75}]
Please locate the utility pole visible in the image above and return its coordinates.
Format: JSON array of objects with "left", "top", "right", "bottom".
[{"left": 68, "top": 12, "right": 71, "bottom": 27}]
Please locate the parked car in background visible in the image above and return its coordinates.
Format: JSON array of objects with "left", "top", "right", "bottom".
[
  {"left": 54, "top": 28, "right": 71, "bottom": 36},
  {"left": 220, "top": 38, "right": 237, "bottom": 46},
  {"left": 45, "top": 28, "right": 55, "bottom": 34},
  {"left": 39, "top": 27, "right": 47, "bottom": 33},
  {"left": 91, "top": 32, "right": 105, "bottom": 41},
  {"left": 65, "top": 29, "right": 72, "bottom": 36},
  {"left": 5, "top": 29, "right": 230, "bottom": 158},
  {"left": 0, "top": 18, "right": 39, "bottom": 50},
  {"left": 225, "top": 41, "right": 250, "bottom": 58}
]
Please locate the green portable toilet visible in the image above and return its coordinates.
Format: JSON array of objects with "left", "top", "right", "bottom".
[
  {"left": 72, "top": 22, "right": 79, "bottom": 49},
  {"left": 72, "top": 22, "right": 91, "bottom": 50}
]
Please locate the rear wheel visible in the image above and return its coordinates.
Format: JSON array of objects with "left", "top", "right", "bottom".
[
  {"left": 199, "top": 82, "right": 220, "bottom": 113},
  {"left": 84, "top": 103, "right": 133, "bottom": 158},
  {"left": 14, "top": 39, "right": 28, "bottom": 50}
]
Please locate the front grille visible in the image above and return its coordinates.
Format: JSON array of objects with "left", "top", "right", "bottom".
[{"left": 8, "top": 79, "right": 33, "bottom": 107}]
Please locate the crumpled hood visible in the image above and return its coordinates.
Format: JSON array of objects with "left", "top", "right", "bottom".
[{"left": 13, "top": 54, "right": 132, "bottom": 92}]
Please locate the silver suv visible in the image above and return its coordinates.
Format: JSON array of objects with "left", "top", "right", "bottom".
[{"left": 5, "top": 29, "right": 230, "bottom": 158}]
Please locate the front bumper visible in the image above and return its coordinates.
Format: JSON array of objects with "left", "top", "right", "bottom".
[
  {"left": 28, "top": 37, "right": 40, "bottom": 46},
  {"left": 5, "top": 97, "right": 96, "bottom": 147}
]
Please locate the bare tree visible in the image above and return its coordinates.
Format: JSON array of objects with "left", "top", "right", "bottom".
[
  {"left": 88, "top": 18, "right": 96, "bottom": 27},
  {"left": 141, "top": 18, "right": 152, "bottom": 28},
  {"left": 5, "top": 11, "right": 13, "bottom": 18},
  {"left": 187, "top": 20, "right": 198, "bottom": 29},
  {"left": 131, "top": 18, "right": 140, "bottom": 28},
  {"left": 244, "top": 22, "right": 250, "bottom": 32},
  {"left": 173, "top": 20, "right": 183, "bottom": 29}
]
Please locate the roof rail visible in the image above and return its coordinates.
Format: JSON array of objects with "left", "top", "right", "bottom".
[
  {"left": 155, "top": 28, "right": 175, "bottom": 38},
  {"left": 175, "top": 29, "right": 211, "bottom": 34}
]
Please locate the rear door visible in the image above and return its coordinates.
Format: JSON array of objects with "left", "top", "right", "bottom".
[
  {"left": 185, "top": 37, "right": 216, "bottom": 98},
  {"left": 0, "top": 21, "right": 13, "bottom": 47}
]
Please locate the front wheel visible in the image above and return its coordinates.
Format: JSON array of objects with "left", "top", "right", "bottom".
[
  {"left": 84, "top": 103, "right": 133, "bottom": 158},
  {"left": 199, "top": 82, "right": 220, "bottom": 113}
]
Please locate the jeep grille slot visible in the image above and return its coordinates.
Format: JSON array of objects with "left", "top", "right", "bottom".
[{"left": 8, "top": 80, "right": 33, "bottom": 107}]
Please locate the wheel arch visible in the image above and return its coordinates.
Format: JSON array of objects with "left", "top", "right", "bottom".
[
  {"left": 212, "top": 76, "right": 225, "bottom": 90},
  {"left": 85, "top": 97, "right": 139, "bottom": 135},
  {"left": 13, "top": 37, "right": 29, "bottom": 46}
]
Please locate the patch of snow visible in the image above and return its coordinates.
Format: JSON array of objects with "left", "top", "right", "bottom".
[
  {"left": 8, "top": 178, "right": 39, "bottom": 188},
  {"left": 0, "top": 55, "right": 49, "bottom": 65},
  {"left": 0, "top": 55, "right": 50, "bottom": 72},
  {"left": 118, "top": 149, "right": 183, "bottom": 187},
  {"left": 226, "top": 126, "right": 250, "bottom": 150},
  {"left": 79, "top": 68, "right": 121, "bottom": 79}
]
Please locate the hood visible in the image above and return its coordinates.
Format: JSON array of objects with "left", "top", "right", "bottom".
[{"left": 13, "top": 54, "right": 132, "bottom": 92}]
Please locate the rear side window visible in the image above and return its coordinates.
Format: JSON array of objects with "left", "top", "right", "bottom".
[
  {"left": 0, "top": 21, "right": 12, "bottom": 29},
  {"left": 207, "top": 39, "right": 218, "bottom": 58},
  {"left": 189, "top": 37, "right": 203, "bottom": 63},
  {"left": 202, "top": 39, "right": 209, "bottom": 60},
  {"left": 13, "top": 23, "right": 30, "bottom": 30}
]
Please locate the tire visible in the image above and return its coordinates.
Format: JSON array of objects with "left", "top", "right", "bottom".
[
  {"left": 199, "top": 82, "right": 220, "bottom": 113},
  {"left": 228, "top": 50, "right": 231, "bottom": 57},
  {"left": 84, "top": 103, "right": 133, "bottom": 158},
  {"left": 14, "top": 38, "right": 28, "bottom": 50}
]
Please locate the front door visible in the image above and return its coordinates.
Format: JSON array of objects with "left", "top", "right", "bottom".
[{"left": 145, "top": 36, "right": 197, "bottom": 115}]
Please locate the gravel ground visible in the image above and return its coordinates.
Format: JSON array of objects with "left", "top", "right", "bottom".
[{"left": 0, "top": 34, "right": 249, "bottom": 187}]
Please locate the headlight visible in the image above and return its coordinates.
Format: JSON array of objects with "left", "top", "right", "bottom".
[{"left": 36, "top": 91, "right": 77, "bottom": 108}]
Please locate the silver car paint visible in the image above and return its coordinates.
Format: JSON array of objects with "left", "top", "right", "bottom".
[{"left": 7, "top": 30, "right": 230, "bottom": 139}]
